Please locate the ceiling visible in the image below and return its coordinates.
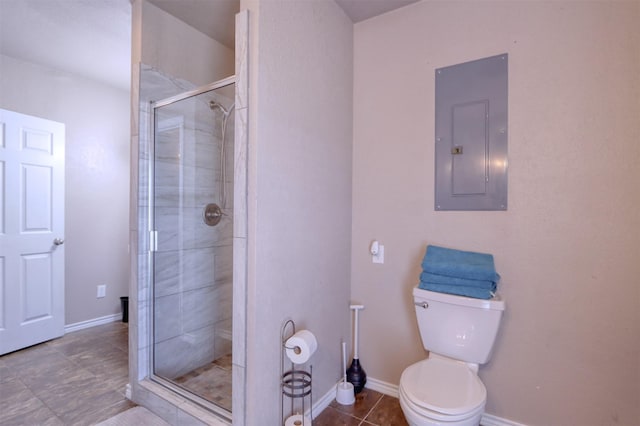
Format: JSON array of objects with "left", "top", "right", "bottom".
[
  {"left": 147, "top": 0, "right": 421, "bottom": 48},
  {"left": 0, "top": 0, "right": 419, "bottom": 92},
  {"left": 335, "top": 0, "right": 419, "bottom": 22}
]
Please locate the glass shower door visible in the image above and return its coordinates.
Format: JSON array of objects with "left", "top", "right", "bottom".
[{"left": 151, "top": 81, "right": 235, "bottom": 413}]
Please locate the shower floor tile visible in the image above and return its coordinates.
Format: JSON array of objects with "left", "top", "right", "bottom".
[{"left": 173, "top": 353, "right": 233, "bottom": 411}]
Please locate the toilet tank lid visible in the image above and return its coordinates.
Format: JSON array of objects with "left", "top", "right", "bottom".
[{"left": 413, "top": 287, "right": 505, "bottom": 311}]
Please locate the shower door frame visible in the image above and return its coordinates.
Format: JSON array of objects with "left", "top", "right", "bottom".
[{"left": 147, "top": 75, "right": 236, "bottom": 421}]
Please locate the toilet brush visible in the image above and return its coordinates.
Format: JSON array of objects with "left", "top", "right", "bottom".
[{"left": 346, "top": 304, "right": 366, "bottom": 393}]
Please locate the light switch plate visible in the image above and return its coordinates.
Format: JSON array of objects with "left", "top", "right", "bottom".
[{"left": 372, "top": 245, "right": 384, "bottom": 264}]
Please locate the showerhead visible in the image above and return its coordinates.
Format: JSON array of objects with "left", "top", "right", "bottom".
[{"left": 209, "top": 100, "right": 234, "bottom": 116}]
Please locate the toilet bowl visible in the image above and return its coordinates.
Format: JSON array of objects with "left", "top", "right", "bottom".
[
  {"left": 399, "top": 356, "right": 486, "bottom": 426},
  {"left": 398, "top": 287, "right": 505, "bottom": 426}
]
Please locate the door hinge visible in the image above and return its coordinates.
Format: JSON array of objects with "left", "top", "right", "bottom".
[{"left": 150, "top": 230, "right": 158, "bottom": 252}]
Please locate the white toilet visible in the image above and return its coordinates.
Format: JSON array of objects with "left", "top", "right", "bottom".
[{"left": 399, "top": 286, "right": 505, "bottom": 426}]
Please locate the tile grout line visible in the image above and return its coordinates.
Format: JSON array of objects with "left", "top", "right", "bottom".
[
  {"left": 1, "top": 323, "right": 131, "bottom": 425},
  {"left": 18, "top": 375, "right": 58, "bottom": 421},
  {"left": 22, "top": 374, "right": 65, "bottom": 425},
  {"left": 27, "top": 341, "right": 99, "bottom": 424},
  {"left": 357, "top": 393, "right": 385, "bottom": 426}
]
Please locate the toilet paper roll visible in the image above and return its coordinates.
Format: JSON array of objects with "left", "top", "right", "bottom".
[
  {"left": 284, "top": 414, "right": 312, "bottom": 426},
  {"left": 285, "top": 330, "right": 317, "bottom": 364}
]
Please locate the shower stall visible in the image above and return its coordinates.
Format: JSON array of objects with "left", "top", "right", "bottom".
[{"left": 148, "top": 77, "right": 235, "bottom": 415}]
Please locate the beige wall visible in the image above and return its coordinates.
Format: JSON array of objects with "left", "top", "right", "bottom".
[
  {"left": 352, "top": 1, "right": 640, "bottom": 425},
  {"left": 242, "top": 0, "right": 353, "bottom": 423},
  {"left": 1, "top": 54, "right": 131, "bottom": 326}
]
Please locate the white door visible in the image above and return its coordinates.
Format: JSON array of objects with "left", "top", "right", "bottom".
[{"left": 0, "top": 109, "right": 65, "bottom": 355}]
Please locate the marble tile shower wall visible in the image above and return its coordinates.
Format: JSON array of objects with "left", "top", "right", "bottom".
[{"left": 138, "top": 65, "right": 234, "bottom": 380}]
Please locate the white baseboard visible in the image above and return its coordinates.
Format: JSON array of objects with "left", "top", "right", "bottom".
[
  {"left": 480, "top": 413, "right": 528, "bottom": 426},
  {"left": 64, "top": 313, "right": 122, "bottom": 333},
  {"left": 364, "top": 376, "right": 526, "bottom": 426},
  {"left": 308, "top": 382, "right": 338, "bottom": 419},
  {"left": 365, "top": 376, "right": 400, "bottom": 398}
]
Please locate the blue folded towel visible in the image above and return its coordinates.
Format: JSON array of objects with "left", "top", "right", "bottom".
[
  {"left": 420, "top": 272, "right": 498, "bottom": 290},
  {"left": 421, "top": 245, "right": 499, "bottom": 282},
  {"left": 419, "top": 281, "right": 496, "bottom": 300}
]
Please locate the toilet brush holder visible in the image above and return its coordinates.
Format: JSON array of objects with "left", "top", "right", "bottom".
[
  {"left": 336, "top": 341, "right": 355, "bottom": 405},
  {"left": 336, "top": 381, "right": 355, "bottom": 405}
]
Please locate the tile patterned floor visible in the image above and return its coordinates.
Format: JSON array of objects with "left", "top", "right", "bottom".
[
  {"left": 0, "top": 322, "right": 134, "bottom": 426},
  {"left": 1, "top": 322, "right": 407, "bottom": 426},
  {"left": 315, "top": 388, "right": 408, "bottom": 426}
]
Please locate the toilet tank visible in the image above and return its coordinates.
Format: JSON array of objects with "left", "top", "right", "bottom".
[{"left": 413, "top": 287, "right": 505, "bottom": 364}]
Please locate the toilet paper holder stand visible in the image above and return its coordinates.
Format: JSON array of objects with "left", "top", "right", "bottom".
[{"left": 281, "top": 319, "right": 313, "bottom": 425}]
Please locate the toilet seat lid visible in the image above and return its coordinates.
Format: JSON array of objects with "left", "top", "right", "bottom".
[{"left": 400, "top": 357, "right": 487, "bottom": 416}]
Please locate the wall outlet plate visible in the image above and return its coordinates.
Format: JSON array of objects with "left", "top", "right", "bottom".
[{"left": 97, "top": 285, "right": 106, "bottom": 298}]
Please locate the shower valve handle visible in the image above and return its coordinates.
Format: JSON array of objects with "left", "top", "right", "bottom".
[{"left": 203, "top": 203, "right": 223, "bottom": 226}]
